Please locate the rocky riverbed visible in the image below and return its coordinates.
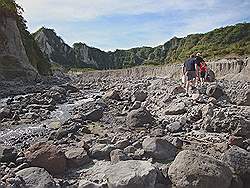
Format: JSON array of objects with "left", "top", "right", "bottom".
[{"left": 0, "top": 68, "right": 249, "bottom": 188}]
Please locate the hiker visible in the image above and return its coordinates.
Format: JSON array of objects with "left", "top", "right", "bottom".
[
  {"left": 195, "top": 53, "right": 205, "bottom": 86},
  {"left": 183, "top": 54, "right": 198, "bottom": 95},
  {"left": 200, "top": 61, "right": 207, "bottom": 85}
]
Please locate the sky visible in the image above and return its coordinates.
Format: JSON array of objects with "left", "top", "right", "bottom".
[{"left": 16, "top": 0, "right": 250, "bottom": 51}]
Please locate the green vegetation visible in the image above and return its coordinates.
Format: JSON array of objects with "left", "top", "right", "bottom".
[
  {"left": 111, "top": 23, "right": 250, "bottom": 67},
  {"left": 0, "top": 0, "right": 22, "bottom": 16}
]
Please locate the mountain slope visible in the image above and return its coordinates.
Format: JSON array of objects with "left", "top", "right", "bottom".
[
  {"left": 0, "top": 0, "right": 50, "bottom": 80},
  {"left": 34, "top": 23, "right": 250, "bottom": 70},
  {"left": 33, "top": 27, "right": 76, "bottom": 68}
]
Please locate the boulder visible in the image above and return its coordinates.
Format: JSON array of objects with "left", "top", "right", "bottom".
[
  {"left": 165, "top": 102, "right": 186, "bottom": 115},
  {"left": 165, "top": 122, "right": 183, "bottom": 133},
  {"left": 221, "top": 146, "right": 250, "bottom": 179},
  {"left": 130, "top": 101, "right": 142, "bottom": 111},
  {"left": 168, "top": 150, "right": 232, "bottom": 188},
  {"left": 89, "top": 144, "right": 115, "bottom": 160},
  {"left": 85, "top": 108, "right": 103, "bottom": 122},
  {"left": 25, "top": 142, "right": 66, "bottom": 175},
  {"left": 106, "top": 160, "right": 157, "bottom": 188},
  {"left": 133, "top": 90, "right": 148, "bottom": 102},
  {"left": 16, "top": 167, "right": 56, "bottom": 188},
  {"left": 110, "top": 149, "right": 130, "bottom": 164},
  {"left": 169, "top": 85, "right": 186, "bottom": 95},
  {"left": 60, "top": 83, "right": 79, "bottom": 93},
  {"left": 0, "top": 145, "right": 17, "bottom": 163},
  {"left": 104, "top": 90, "right": 121, "bottom": 100},
  {"left": 124, "top": 146, "right": 137, "bottom": 154},
  {"left": 0, "top": 107, "right": 13, "bottom": 120},
  {"left": 238, "top": 90, "right": 250, "bottom": 106},
  {"left": 114, "top": 139, "right": 130, "bottom": 149},
  {"left": 142, "top": 137, "right": 177, "bottom": 161},
  {"left": 49, "top": 86, "right": 67, "bottom": 95},
  {"left": 78, "top": 180, "right": 103, "bottom": 188},
  {"left": 126, "top": 108, "right": 155, "bottom": 127},
  {"left": 206, "top": 69, "right": 215, "bottom": 82},
  {"left": 65, "top": 148, "right": 90, "bottom": 168},
  {"left": 206, "top": 84, "right": 224, "bottom": 99}
]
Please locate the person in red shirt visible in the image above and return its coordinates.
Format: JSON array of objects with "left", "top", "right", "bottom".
[{"left": 200, "top": 61, "right": 207, "bottom": 85}]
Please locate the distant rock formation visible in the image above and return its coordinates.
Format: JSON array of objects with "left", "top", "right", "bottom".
[
  {"left": 33, "top": 23, "right": 250, "bottom": 70},
  {"left": 34, "top": 28, "right": 76, "bottom": 67}
]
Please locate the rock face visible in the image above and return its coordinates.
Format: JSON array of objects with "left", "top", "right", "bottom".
[
  {"left": 74, "top": 42, "right": 114, "bottom": 69},
  {"left": 168, "top": 150, "right": 232, "bottom": 188},
  {"left": 16, "top": 167, "right": 56, "bottom": 188},
  {"left": 0, "top": 16, "right": 38, "bottom": 80},
  {"left": 34, "top": 27, "right": 76, "bottom": 67},
  {"left": 209, "top": 58, "right": 249, "bottom": 80},
  {"left": 126, "top": 108, "right": 155, "bottom": 127},
  {"left": 25, "top": 142, "right": 66, "bottom": 175},
  {"left": 106, "top": 160, "right": 157, "bottom": 188},
  {"left": 33, "top": 28, "right": 114, "bottom": 69},
  {"left": 142, "top": 137, "right": 177, "bottom": 161}
]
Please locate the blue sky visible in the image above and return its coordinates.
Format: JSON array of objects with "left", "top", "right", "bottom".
[{"left": 16, "top": 0, "right": 250, "bottom": 51}]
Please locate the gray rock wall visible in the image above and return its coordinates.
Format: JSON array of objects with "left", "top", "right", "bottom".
[
  {"left": 0, "top": 16, "right": 37, "bottom": 81},
  {"left": 77, "top": 57, "right": 249, "bottom": 82}
]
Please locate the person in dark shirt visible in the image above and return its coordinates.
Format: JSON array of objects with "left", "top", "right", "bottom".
[{"left": 183, "top": 54, "right": 198, "bottom": 95}]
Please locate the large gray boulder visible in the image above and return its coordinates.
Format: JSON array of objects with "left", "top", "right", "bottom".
[
  {"left": 0, "top": 145, "right": 17, "bottom": 163},
  {"left": 65, "top": 148, "right": 90, "bottom": 168},
  {"left": 142, "top": 137, "right": 177, "bottom": 161},
  {"left": 168, "top": 150, "right": 232, "bottom": 188},
  {"left": 165, "top": 102, "right": 186, "bottom": 115},
  {"left": 132, "top": 90, "right": 148, "bottom": 102},
  {"left": 85, "top": 108, "right": 103, "bottom": 122},
  {"left": 221, "top": 146, "right": 250, "bottom": 181},
  {"left": 106, "top": 160, "right": 157, "bottom": 188},
  {"left": 126, "top": 108, "right": 155, "bottom": 127},
  {"left": 16, "top": 167, "right": 57, "bottom": 188},
  {"left": 89, "top": 144, "right": 115, "bottom": 160},
  {"left": 206, "top": 84, "right": 224, "bottom": 99}
]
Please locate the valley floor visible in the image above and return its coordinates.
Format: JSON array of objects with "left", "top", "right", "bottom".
[{"left": 0, "top": 60, "right": 249, "bottom": 188}]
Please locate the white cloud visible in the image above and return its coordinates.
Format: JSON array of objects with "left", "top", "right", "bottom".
[
  {"left": 16, "top": 0, "right": 216, "bottom": 22},
  {"left": 15, "top": 0, "right": 250, "bottom": 50}
]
